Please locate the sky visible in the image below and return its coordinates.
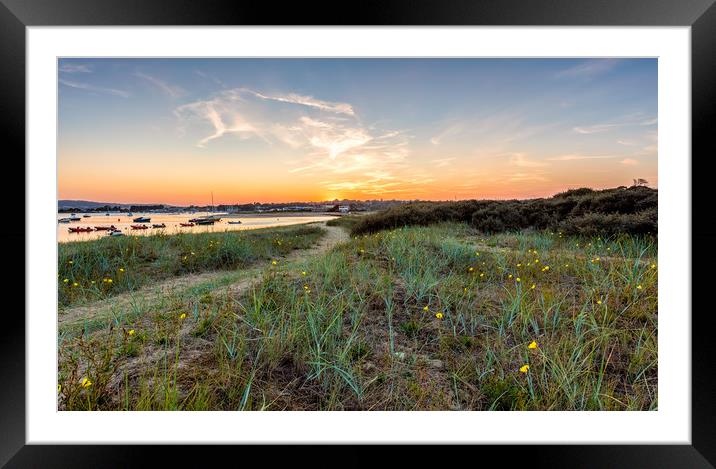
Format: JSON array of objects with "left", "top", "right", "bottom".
[{"left": 58, "top": 58, "right": 657, "bottom": 205}]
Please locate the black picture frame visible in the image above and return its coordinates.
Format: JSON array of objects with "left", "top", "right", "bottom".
[{"left": 3, "top": 0, "right": 714, "bottom": 466}]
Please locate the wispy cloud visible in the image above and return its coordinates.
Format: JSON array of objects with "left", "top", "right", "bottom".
[
  {"left": 508, "top": 153, "right": 548, "bottom": 168},
  {"left": 194, "top": 69, "right": 226, "bottom": 88},
  {"left": 620, "top": 158, "right": 639, "bottom": 165},
  {"left": 573, "top": 114, "right": 657, "bottom": 135},
  {"left": 432, "top": 157, "right": 456, "bottom": 167},
  {"left": 430, "top": 123, "right": 463, "bottom": 145},
  {"left": 507, "top": 171, "right": 548, "bottom": 183},
  {"left": 175, "top": 87, "right": 417, "bottom": 195},
  {"left": 555, "top": 59, "right": 620, "bottom": 79},
  {"left": 547, "top": 154, "right": 618, "bottom": 161},
  {"left": 246, "top": 89, "right": 355, "bottom": 116},
  {"left": 59, "top": 78, "right": 130, "bottom": 98},
  {"left": 135, "top": 72, "right": 185, "bottom": 98},
  {"left": 59, "top": 63, "right": 92, "bottom": 73}
]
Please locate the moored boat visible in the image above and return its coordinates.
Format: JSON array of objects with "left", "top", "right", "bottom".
[
  {"left": 58, "top": 218, "right": 71, "bottom": 223},
  {"left": 68, "top": 227, "right": 93, "bottom": 233},
  {"left": 133, "top": 216, "right": 151, "bottom": 223},
  {"left": 69, "top": 216, "right": 82, "bottom": 221},
  {"left": 94, "top": 225, "right": 117, "bottom": 231},
  {"left": 227, "top": 220, "right": 242, "bottom": 224},
  {"left": 152, "top": 223, "right": 166, "bottom": 228},
  {"left": 108, "top": 229, "right": 124, "bottom": 236},
  {"left": 131, "top": 224, "right": 149, "bottom": 230},
  {"left": 179, "top": 222, "right": 194, "bottom": 227},
  {"left": 83, "top": 214, "right": 91, "bottom": 218}
]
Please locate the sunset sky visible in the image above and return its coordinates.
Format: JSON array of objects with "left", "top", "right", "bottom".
[{"left": 58, "top": 58, "right": 657, "bottom": 205}]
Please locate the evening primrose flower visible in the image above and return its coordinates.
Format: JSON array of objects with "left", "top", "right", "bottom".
[
  {"left": 480, "top": 273, "right": 485, "bottom": 278},
  {"left": 519, "top": 364, "right": 530, "bottom": 373},
  {"left": 435, "top": 312, "right": 443, "bottom": 319},
  {"left": 468, "top": 267, "right": 474, "bottom": 272},
  {"left": 542, "top": 266, "right": 550, "bottom": 272},
  {"left": 81, "top": 377, "right": 92, "bottom": 388},
  {"left": 119, "top": 268, "right": 125, "bottom": 272},
  {"left": 528, "top": 341, "right": 538, "bottom": 349},
  {"left": 597, "top": 300, "right": 602, "bottom": 305},
  {"left": 651, "top": 263, "right": 656, "bottom": 269},
  {"left": 517, "top": 263, "right": 522, "bottom": 267},
  {"left": 508, "top": 274, "right": 513, "bottom": 279},
  {"left": 72, "top": 282, "right": 79, "bottom": 287},
  {"left": 128, "top": 329, "right": 135, "bottom": 336},
  {"left": 516, "top": 277, "right": 521, "bottom": 282},
  {"left": 63, "top": 278, "right": 69, "bottom": 283},
  {"left": 530, "top": 284, "right": 536, "bottom": 290},
  {"left": 179, "top": 313, "right": 186, "bottom": 320},
  {"left": 58, "top": 384, "right": 61, "bottom": 393},
  {"left": 272, "top": 260, "right": 277, "bottom": 265},
  {"left": 637, "top": 285, "right": 643, "bottom": 290},
  {"left": 301, "top": 271, "right": 307, "bottom": 276},
  {"left": 68, "top": 260, "right": 73, "bottom": 264},
  {"left": 423, "top": 305, "right": 429, "bottom": 311},
  {"left": 107, "top": 279, "right": 113, "bottom": 283}
]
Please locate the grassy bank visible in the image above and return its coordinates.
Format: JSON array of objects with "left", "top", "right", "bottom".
[
  {"left": 351, "top": 186, "right": 657, "bottom": 236},
  {"left": 58, "top": 225, "right": 325, "bottom": 307},
  {"left": 58, "top": 222, "right": 657, "bottom": 411}
]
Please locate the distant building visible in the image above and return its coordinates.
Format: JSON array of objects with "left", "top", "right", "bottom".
[{"left": 338, "top": 205, "right": 350, "bottom": 213}]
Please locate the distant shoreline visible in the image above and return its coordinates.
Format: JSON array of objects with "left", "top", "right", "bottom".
[{"left": 223, "top": 212, "right": 343, "bottom": 218}]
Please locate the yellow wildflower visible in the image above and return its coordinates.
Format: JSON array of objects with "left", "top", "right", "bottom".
[
  {"left": 637, "top": 285, "right": 643, "bottom": 290},
  {"left": 597, "top": 300, "right": 602, "bottom": 305},
  {"left": 651, "top": 263, "right": 656, "bottom": 269},
  {"left": 272, "top": 260, "right": 277, "bottom": 265},
  {"left": 516, "top": 277, "right": 521, "bottom": 282},
  {"left": 480, "top": 273, "right": 484, "bottom": 278},
  {"left": 81, "top": 377, "right": 92, "bottom": 388},
  {"left": 528, "top": 341, "right": 538, "bottom": 349},
  {"left": 72, "top": 282, "right": 79, "bottom": 287},
  {"left": 107, "top": 279, "right": 113, "bottom": 283},
  {"left": 119, "top": 268, "right": 125, "bottom": 272},
  {"left": 468, "top": 267, "right": 474, "bottom": 272},
  {"left": 423, "top": 305, "right": 429, "bottom": 311},
  {"left": 63, "top": 278, "right": 69, "bottom": 283},
  {"left": 68, "top": 260, "right": 73, "bottom": 264},
  {"left": 530, "top": 284, "right": 536, "bottom": 290},
  {"left": 128, "top": 329, "right": 135, "bottom": 336},
  {"left": 58, "top": 384, "right": 61, "bottom": 393},
  {"left": 302, "top": 271, "right": 307, "bottom": 276},
  {"left": 508, "top": 274, "right": 513, "bottom": 279},
  {"left": 517, "top": 263, "right": 522, "bottom": 267},
  {"left": 435, "top": 312, "right": 443, "bottom": 319},
  {"left": 519, "top": 364, "right": 529, "bottom": 373},
  {"left": 179, "top": 313, "right": 186, "bottom": 320}
]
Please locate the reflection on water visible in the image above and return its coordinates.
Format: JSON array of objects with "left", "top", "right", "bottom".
[{"left": 57, "top": 212, "right": 337, "bottom": 243}]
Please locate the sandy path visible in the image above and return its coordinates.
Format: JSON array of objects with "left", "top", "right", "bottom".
[{"left": 59, "top": 222, "right": 349, "bottom": 331}]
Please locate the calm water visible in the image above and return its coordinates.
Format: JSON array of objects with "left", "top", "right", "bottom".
[{"left": 57, "top": 212, "right": 337, "bottom": 243}]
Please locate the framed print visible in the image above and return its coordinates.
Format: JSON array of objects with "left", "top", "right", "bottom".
[{"left": 3, "top": 0, "right": 715, "bottom": 466}]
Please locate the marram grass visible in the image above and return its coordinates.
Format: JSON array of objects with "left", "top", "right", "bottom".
[{"left": 58, "top": 222, "right": 657, "bottom": 411}]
